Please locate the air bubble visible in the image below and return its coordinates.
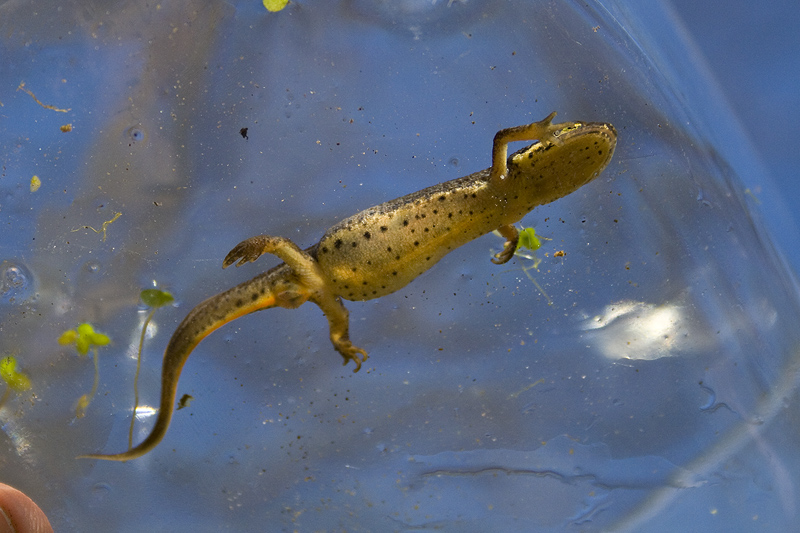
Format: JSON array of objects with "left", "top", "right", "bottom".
[
  {"left": 125, "top": 126, "right": 146, "bottom": 144},
  {"left": 0, "top": 260, "right": 34, "bottom": 304}
]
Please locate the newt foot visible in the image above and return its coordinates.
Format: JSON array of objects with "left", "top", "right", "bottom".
[
  {"left": 223, "top": 237, "right": 270, "bottom": 268},
  {"left": 539, "top": 111, "right": 566, "bottom": 147},
  {"left": 334, "top": 341, "right": 369, "bottom": 373},
  {"left": 492, "top": 241, "right": 517, "bottom": 265}
]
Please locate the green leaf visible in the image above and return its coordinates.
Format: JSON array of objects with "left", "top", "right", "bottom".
[
  {"left": 90, "top": 331, "right": 110, "bottom": 347},
  {"left": 263, "top": 0, "right": 289, "bottom": 12},
  {"left": 57, "top": 330, "right": 78, "bottom": 346},
  {"left": 517, "top": 227, "right": 541, "bottom": 251},
  {"left": 58, "top": 323, "right": 110, "bottom": 356},
  {"left": 0, "top": 356, "right": 32, "bottom": 392},
  {"left": 140, "top": 289, "right": 175, "bottom": 309}
]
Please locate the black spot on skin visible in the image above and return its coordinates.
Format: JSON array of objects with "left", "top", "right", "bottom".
[
  {"left": 424, "top": 227, "right": 429, "bottom": 232},
  {"left": 403, "top": 220, "right": 409, "bottom": 226},
  {"left": 395, "top": 255, "right": 400, "bottom": 260},
  {"left": 344, "top": 284, "right": 349, "bottom": 289},
  {"left": 392, "top": 271, "right": 398, "bottom": 276},
  {"left": 426, "top": 256, "right": 431, "bottom": 261},
  {"left": 364, "top": 231, "right": 371, "bottom": 239},
  {"left": 414, "top": 241, "right": 419, "bottom": 246},
  {"left": 334, "top": 239, "right": 343, "bottom": 249},
  {"left": 448, "top": 213, "right": 453, "bottom": 218},
  {"left": 362, "top": 281, "right": 368, "bottom": 285},
  {"left": 236, "top": 299, "right": 244, "bottom": 307},
  {"left": 433, "top": 209, "right": 438, "bottom": 214},
  {"left": 352, "top": 267, "right": 357, "bottom": 272},
  {"left": 387, "top": 246, "right": 392, "bottom": 252},
  {"left": 380, "top": 226, "right": 388, "bottom": 232},
  {"left": 352, "top": 242, "right": 358, "bottom": 247},
  {"left": 322, "top": 247, "right": 329, "bottom": 253},
  {"left": 438, "top": 195, "right": 446, "bottom": 201},
  {"left": 251, "top": 293, "right": 259, "bottom": 301},
  {"left": 471, "top": 193, "right": 477, "bottom": 198}
]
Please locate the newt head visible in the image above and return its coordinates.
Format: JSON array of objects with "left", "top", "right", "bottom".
[{"left": 508, "top": 120, "right": 617, "bottom": 205}]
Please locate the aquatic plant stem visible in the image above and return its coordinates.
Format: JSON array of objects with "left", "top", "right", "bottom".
[{"left": 129, "top": 308, "right": 156, "bottom": 450}]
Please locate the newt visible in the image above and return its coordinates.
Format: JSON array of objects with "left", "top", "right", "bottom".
[{"left": 81, "top": 111, "right": 617, "bottom": 461}]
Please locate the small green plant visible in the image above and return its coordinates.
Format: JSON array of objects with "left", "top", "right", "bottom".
[
  {"left": 517, "top": 226, "right": 542, "bottom": 252},
  {"left": 0, "top": 355, "right": 32, "bottom": 409},
  {"left": 0, "top": 356, "right": 31, "bottom": 392},
  {"left": 130, "top": 289, "right": 174, "bottom": 449},
  {"left": 493, "top": 225, "right": 552, "bottom": 304},
  {"left": 58, "top": 323, "right": 110, "bottom": 418}
]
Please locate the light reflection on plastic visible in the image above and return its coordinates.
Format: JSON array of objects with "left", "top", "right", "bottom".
[
  {"left": 580, "top": 300, "right": 701, "bottom": 360},
  {"left": 134, "top": 405, "right": 157, "bottom": 420}
]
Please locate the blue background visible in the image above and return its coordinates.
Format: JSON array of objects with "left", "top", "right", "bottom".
[
  {"left": 1, "top": 1, "right": 799, "bottom": 531},
  {"left": 672, "top": 0, "right": 800, "bottom": 271}
]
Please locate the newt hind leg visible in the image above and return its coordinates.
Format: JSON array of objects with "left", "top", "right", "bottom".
[
  {"left": 224, "top": 235, "right": 306, "bottom": 268},
  {"left": 224, "top": 235, "right": 326, "bottom": 290}
]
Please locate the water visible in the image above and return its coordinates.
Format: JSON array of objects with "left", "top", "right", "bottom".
[{"left": 1, "top": 1, "right": 798, "bottom": 530}]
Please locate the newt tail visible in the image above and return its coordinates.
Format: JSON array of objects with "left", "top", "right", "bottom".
[
  {"left": 76, "top": 267, "right": 284, "bottom": 460},
  {"left": 80, "top": 236, "right": 368, "bottom": 461}
]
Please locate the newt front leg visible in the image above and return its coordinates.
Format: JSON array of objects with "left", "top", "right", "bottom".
[{"left": 492, "top": 224, "right": 521, "bottom": 265}]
